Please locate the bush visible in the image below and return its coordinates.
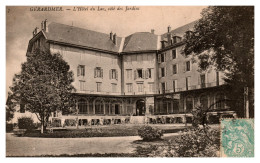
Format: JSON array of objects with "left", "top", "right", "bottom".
[
  {"left": 18, "top": 117, "right": 35, "bottom": 131},
  {"left": 6, "top": 123, "right": 13, "bottom": 132},
  {"left": 138, "top": 125, "right": 163, "bottom": 141},
  {"left": 173, "top": 126, "right": 220, "bottom": 157}
]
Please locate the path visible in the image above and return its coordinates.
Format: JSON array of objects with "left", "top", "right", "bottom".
[{"left": 6, "top": 133, "right": 141, "bottom": 156}]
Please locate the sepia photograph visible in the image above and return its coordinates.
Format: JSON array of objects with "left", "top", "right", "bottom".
[{"left": 5, "top": 6, "right": 254, "bottom": 157}]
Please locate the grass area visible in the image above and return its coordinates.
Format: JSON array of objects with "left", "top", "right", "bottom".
[{"left": 22, "top": 124, "right": 188, "bottom": 138}]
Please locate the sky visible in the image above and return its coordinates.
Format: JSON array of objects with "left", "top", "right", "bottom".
[{"left": 6, "top": 6, "right": 206, "bottom": 98}]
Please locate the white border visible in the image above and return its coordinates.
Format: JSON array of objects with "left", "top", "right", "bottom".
[{"left": 1, "top": 1, "right": 259, "bottom": 163}]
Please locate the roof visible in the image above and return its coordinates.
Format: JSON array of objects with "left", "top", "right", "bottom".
[
  {"left": 44, "top": 22, "right": 122, "bottom": 53},
  {"left": 123, "top": 32, "right": 158, "bottom": 52},
  {"left": 161, "top": 20, "right": 197, "bottom": 40},
  {"left": 29, "top": 21, "right": 198, "bottom": 53}
]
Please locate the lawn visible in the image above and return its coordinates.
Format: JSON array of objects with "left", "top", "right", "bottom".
[{"left": 22, "top": 124, "right": 190, "bottom": 138}]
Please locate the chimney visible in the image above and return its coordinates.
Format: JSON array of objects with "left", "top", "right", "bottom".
[
  {"left": 167, "top": 33, "right": 172, "bottom": 46},
  {"left": 151, "top": 29, "right": 155, "bottom": 34},
  {"left": 43, "top": 19, "right": 48, "bottom": 32},
  {"left": 113, "top": 33, "right": 117, "bottom": 45},
  {"left": 167, "top": 25, "right": 171, "bottom": 33},
  {"left": 110, "top": 31, "right": 113, "bottom": 40},
  {"left": 35, "top": 27, "right": 38, "bottom": 34}
]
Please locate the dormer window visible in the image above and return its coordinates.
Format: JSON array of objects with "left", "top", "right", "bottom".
[{"left": 173, "top": 36, "right": 182, "bottom": 43}]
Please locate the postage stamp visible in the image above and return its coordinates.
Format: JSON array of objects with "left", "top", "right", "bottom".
[{"left": 220, "top": 119, "right": 254, "bottom": 157}]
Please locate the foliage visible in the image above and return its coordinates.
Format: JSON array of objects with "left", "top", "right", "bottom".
[
  {"left": 6, "top": 93, "right": 16, "bottom": 122},
  {"left": 18, "top": 117, "right": 35, "bottom": 131},
  {"left": 138, "top": 125, "right": 163, "bottom": 141},
  {"left": 6, "top": 123, "right": 14, "bottom": 132},
  {"left": 184, "top": 6, "right": 254, "bottom": 117},
  {"left": 9, "top": 49, "right": 76, "bottom": 133},
  {"left": 173, "top": 127, "right": 220, "bottom": 157}
]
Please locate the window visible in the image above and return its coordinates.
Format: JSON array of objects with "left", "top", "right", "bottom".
[
  {"left": 200, "top": 74, "right": 206, "bottom": 88},
  {"left": 79, "top": 80, "right": 86, "bottom": 91},
  {"left": 137, "top": 69, "right": 143, "bottom": 78},
  {"left": 94, "top": 67, "right": 103, "bottom": 78},
  {"left": 158, "top": 53, "right": 166, "bottom": 63},
  {"left": 172, "top": 49, "right": 177, "bottom": 59},
  {"left": 161, "top": 82, "right": 166, "bottom": 93},
  {"left": 173, "top": 64, "right": 177, "bottom": 74},
  {"left": 215, "top": 93, "right": 225, "bottom": 110},
  {"left": 110, "top": 69, "right": 118, "bottom": 80},
  {"left": 161, "top": 67, "right": 165, "bottom": 77},
  {"left": 147, "top": 68, "right": 152, "bottom": 78},
  {"left": 161, "top": 53, "right": 165, "bottom": 62},
  {"left": 96, "top": 82, "right": 102, "bottom": 92},
  {"left": 148, "top": 83, "right": 154, "bottom": 92},
  {"left": 186, "top": 61, "right": 191, "bottom": 71},
  {"left": 173, "top": 80, "right": 177, "bottom": 92},
  {"left": 77, "top": 65, "right": 85, "bottom": 76},
  {"left": 186, "top": 96, "right": 193, "bottom": 113},
  {"left": 78, "top": 99, "right": 88, "bottom": 114},
  {"left": 95, "top": 100, "right": 104, "bottom": 114},
  {"left": 126, "top": 69, "right": 132, "bottom": 80},
  {"left": 186, "top": 77, "right": 191, "bottom": 90},
  {"left": 137, "top": 83, "right": 144, "bottom": 92},
  {"left": 126, "top": 83, "right": 133, "bottom": 93},
  {"left": 112, "top": 83, "right": 117, "bottom": 93}
]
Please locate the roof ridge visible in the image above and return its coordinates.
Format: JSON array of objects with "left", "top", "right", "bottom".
[{"left": 49, "top": 22, "right": 122, "bottom": 38}]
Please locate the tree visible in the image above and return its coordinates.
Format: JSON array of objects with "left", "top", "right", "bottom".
[
  {"left": 9, "top": 49, "right": 76, "bottom": 133},
  {"left": 6, "top": 92, "right": 15, "bottom": 122},
  {"left": 184, "top": 6, "right": 254, "bottom": 118}
]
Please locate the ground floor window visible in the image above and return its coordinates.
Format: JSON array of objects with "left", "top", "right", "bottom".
[
  {"left": 215, "top": 93, "right": 225, "bottom": 110},
  {"left": 186, "top": 96, "right": 193, "bottom": 113},
  {"left": 78, "top": 99, "right": 88, "bottom": 114},
  {"left": 95, "top": 100, "right": 104, "bottom": 114},
  {"left": 200, "top": 95, "right": 208, "bottom": 110}
]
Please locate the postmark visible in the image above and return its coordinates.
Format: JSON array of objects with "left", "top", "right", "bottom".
[{"left": 220, "top": 119, "right": 254, "bottom": 157}]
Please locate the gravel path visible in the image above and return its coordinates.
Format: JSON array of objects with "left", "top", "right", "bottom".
[{"left": 6, "top": 133, "right": 141, "bottom": 156}]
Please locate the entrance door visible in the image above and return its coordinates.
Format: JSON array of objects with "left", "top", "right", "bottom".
[
  {"left": 136, "top": 100, "right": 145, "bottom": 116},
  {"left": 115, "top": 104, "right": 120, "bottom": 114}
]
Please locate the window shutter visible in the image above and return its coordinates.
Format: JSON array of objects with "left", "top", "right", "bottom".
[
  {"left": 101, "top": 69, "right": 103, "bottom": 78},
  {"left": 109, "top": 70, "right": 112, "bottom": 79},
  {"left": 190, "top": 61, "right": 192, "bottom": 71},
  {"left": 159, "top": 68, "right": 161, "bottom": 78},
  {"left": 158, "top": 54, "right": 161, "bottom": 63},
  {"left": 142, "top": 69, "right": 145, "bottom": 79},
  {"left": 134, "top": 70, "right": 137, "bottom": 80},
  {"left": 183, "top": 62, "right": 186, "bottom": 72},
  {"left": 116, "top": 70, "right": 118, "bottom": 80},
  {"left": 165, "top": 67, "right": 167, "bottom": 77},
  {"left": 94, "top": 68, "right": 96, "bottom": 78},
  {"left": 77, "top": 66, "right": 80, "bottom": 76},
  {"left": 83, "top": 66, "right": 85, "bottom": 76},
  {"left": 164, "top": 53, "right": 166, "bottom": 61},
  {"left": 145, "top": 70, "right": 149, "bottom": 79}
]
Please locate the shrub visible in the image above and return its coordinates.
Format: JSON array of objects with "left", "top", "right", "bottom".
[
  {"left": 138, "top": 125, "right": 163, "bottom": 141},
  {"left": 18, "top": 117, "right": 35, "bottom": 131},
  {"left": 6, "top": 123, "right": 13, "bottom": 132}
]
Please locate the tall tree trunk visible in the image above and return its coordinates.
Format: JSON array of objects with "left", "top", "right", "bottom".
[{"left": 41, "top": 122, "right": 44, "bottom": 134}]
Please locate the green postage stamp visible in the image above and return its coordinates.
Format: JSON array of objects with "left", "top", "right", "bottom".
[{"left": 220, "top": 119, "right": 254, "bottom": 157}]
